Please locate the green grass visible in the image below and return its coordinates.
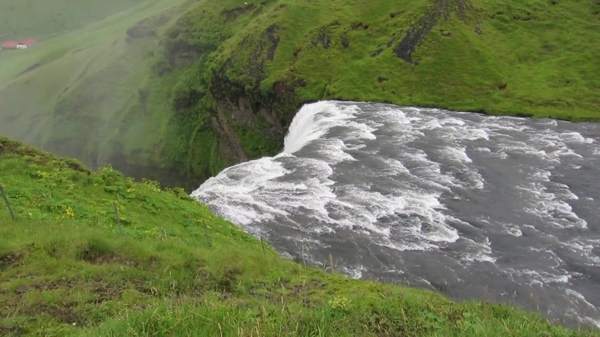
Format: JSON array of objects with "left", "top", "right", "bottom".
[
  {"left": 0, "top": 0, "right": 147, "bottom": 41},
  {"left": 0, "top": 0, "right": 199, "bottom": 187},
  {"left": 1, "top": 0, "right": 599, "bottom": 190},
  {"left": 134, "top": 0, "right": 599, "bottom": 186},
  {"left": 202, "top": 0, "right": 600, "bottom": 120},
  {"left": 1, "top": 136, "right": 598, "bottom": 336}
]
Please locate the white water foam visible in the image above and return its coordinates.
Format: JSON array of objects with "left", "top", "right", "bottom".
[
  {"left": 563, "top": 239, "right": 600, "bottom": 265},
  {"left": 505, "top": 246, "right": 571, "bottom": 287},
  {"left": 283, "top": 101, "right": 362, "bottom": 154},
  {"left": 564, "top": 289, "right": 600, "bottom": 329},
  {"left": 192, "top": 100, "right": 600, "bottom": 328},
  {"left": 460, "top": 237, "right": 496, "bottom": 264},
  {"left": 517, "top": 174, "right": 587, "bottom": 229},
  {"left": 315, "top": 138, "right": 357, "bottom": 164},
  {"left": 441, "top": 146, "right": 472, "bottom": 164},
  {"left": 196, "top": 158, "right": 291, "bottom": 227}
]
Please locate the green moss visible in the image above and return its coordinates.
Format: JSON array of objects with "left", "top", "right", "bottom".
[{"left": 237, "top": 126, "right": 281, "bottom": 158}]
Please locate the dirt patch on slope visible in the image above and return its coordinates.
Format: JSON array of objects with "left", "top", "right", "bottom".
[
  {"left": 0, "top": 325, "right": 28, "bottom": 336},
  {"left": 25, "top": 303, "right": 82, "bottom": 326},
  {"left": 394, "top": 0, "right": 481, "bottom": 64},
  {"left": 224, "top": 4, "right": 256, "bottom": 23},
  {"left": 212, "top": 104, "right": 250, "bottom": 162},
  {"left": 0, "top": 252, "right": 23, "bottom": 270},
  {"left": 81, "top": 249, "right": 137, "bottom": 266}
]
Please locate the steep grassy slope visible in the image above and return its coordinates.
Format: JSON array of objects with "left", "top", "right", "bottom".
[
  {"left": 205, "top": 0, "right": 600, "bottom": 119},
  {"left": 152, "top": 0, "right": 600, "bottom": 185},
  {"left": 0, "top": 0, "right": 146, "bottom": 40},
  {"left": 1, "top": 0, "right": 598, "bottom": 190},
  {"left": 1, "top": 136, "right": 598, "bottom": 336},
  {"left": 0, "top": 0, "right": 198, "bottom": 188}
]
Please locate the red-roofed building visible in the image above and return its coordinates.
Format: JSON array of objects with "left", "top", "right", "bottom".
[
  {"left": 20, "top": 38, "right": 37, "bottom": 46},
  {"left": 1, "top": 41, "right": 19, "bottom": 49}
]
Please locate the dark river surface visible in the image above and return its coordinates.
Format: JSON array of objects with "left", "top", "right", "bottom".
[{"left": 192, "top": 101, "right": 600, "bottom": 328}]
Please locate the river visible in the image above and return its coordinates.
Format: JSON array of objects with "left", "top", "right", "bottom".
[{"left": 191, "top": 101, "right": 600, "bottom": 328}]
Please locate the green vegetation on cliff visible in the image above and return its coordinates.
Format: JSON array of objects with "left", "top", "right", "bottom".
[
  {"left": 158, "top": 0, "right": 600, "bottom": 185},
  {"left": 1, "top": 0, "right": 599, "bottom": 189},
  {"left": 1, "top": 136, "right": 598, "bottom": 336},
  {"left": 197, "top": 0, "right": 600, "bottom": 120}
]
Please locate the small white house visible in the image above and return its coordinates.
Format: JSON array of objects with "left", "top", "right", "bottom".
[{"left": 16, "top": 44, "right": 27, "bottom": 49}]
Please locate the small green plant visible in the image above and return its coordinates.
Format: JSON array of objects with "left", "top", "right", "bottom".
[
  {"left": 141, "top": 178, "right": 162, "bottom": 193},
  {"left": 0, "top": 182, "right": 16, "bottom": 221},
  {"left": 329, "top": 295, "right": 351, "bottom": 311}
]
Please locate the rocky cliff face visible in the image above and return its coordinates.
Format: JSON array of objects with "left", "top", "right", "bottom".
[{"left": 207, "top": 62, "right": 303, "bottom": 161}]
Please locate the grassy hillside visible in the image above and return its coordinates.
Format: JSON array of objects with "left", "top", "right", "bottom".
[
  {"left": 0, "top": 135, "right": 598, "bottom": 336},
  {"left": 0, "top": 0, "right": 146, "bottom": 41},
  {"left": 1, "top": 0, "right": 599, "bottom": 191},
  {"left": 195, "top": 0, "right": 600, "bottom": 120},
  {"left": 0, "top": 0, "right": 201, "bottom": 188},
  {"left": 147, "top": 0, "right": 600, "bottom": 186}
]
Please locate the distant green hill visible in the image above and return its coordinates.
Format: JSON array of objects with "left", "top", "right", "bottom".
[
  {"left": 0, "top": 0, "right": 146, "bottom": 40},
  {"left": 0, "top": 0, "right": 194, "bottom": 187},
  {"left": 0, "top": 0, "right": 598, "bottom": 190},
  {"left": 1, "top": 135, "right": 598, "bottom": 336}
]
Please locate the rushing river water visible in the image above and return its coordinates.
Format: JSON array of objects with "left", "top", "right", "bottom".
[{"left": 191, "top": 101, "right": 600, "bottom": 328}]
